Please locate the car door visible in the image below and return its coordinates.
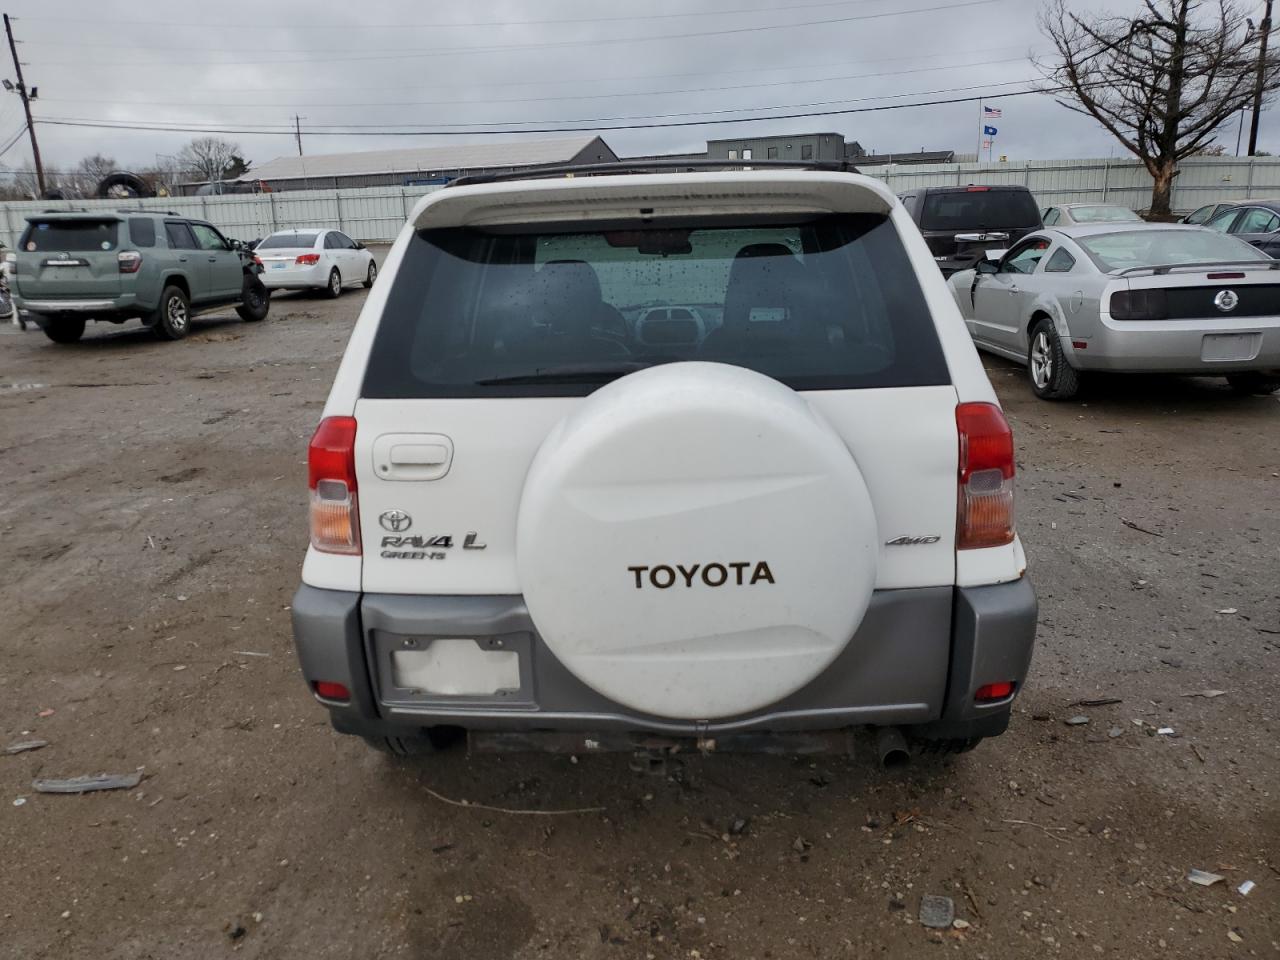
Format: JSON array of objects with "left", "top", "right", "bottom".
[
  {"left": 163, "top": 220, "right": 204, "bottom": 296},
  {"left": 189, "top": 222, "right": 243, "bottom": 299},
  {"left": 970, "top": 237, "right": 1051, "bottom": 351},
  {"left": 1206, "top": 207, "right": 1247, "bottom": 235},
  {"left": 1183, "top": 203, "right": 1220, "bottom": 225},
  {"left": 1225, "top": 206, "right": 1280, "bottom": 249},
  {"left": 321, "top": 232, "right": 345, "bottom": 282},
  {"left": 330, "top": 231, "right": 359, "bottom": 278}
]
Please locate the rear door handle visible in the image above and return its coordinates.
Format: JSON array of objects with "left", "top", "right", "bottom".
[
  {"left": 207, "top": 256, "right": 218, "bottom": 262},
  {"left": 178, "top": 256, "right": 188, "bottom": 263}
]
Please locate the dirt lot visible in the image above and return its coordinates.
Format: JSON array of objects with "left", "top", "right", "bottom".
[{"left": 1, "top": 265, "right": 1277, "bottom": 960}]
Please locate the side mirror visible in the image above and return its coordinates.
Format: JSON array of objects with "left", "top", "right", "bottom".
[
  {"left": 976, "top": 258, "right": 1000, "bottom": 275},
  {"left": 227, "top": 238, "right": 243, "bottom": 251},
  {"left": 355, "top": 241, "right": 365, "bottom": 250}
]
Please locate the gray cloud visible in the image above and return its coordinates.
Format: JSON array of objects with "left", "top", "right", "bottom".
[{"left": 3, "top": 0, "right": 1271, "bottom": 175}]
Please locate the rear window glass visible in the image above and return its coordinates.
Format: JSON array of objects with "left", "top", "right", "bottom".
[
  {"left": 258, "top": 232, "right": 318, "bottom": 249},
  {"left": 362, "top": 214, "right": 950, "bottom": 398},
  {"left": 920, "top": 190, "right": 1041, "bottom": 231},
  {"left": 129, "top": 217, "right": 157, "bottom": 247},
  {"left": 1067, "top": 205, "right": 1141, "bottom": 223},
  {"left": 22, "top": 219, "right": 119, "bottom": 252},
  {"left": 1078, "top": 229, "right": 1268, "bottom": 271}
]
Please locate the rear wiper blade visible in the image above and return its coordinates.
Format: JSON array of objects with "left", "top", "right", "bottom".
[{"left": 475, "top": 361, "right": 657, "bottom": 386}]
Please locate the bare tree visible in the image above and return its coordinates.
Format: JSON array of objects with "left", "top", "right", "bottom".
[
  {"left": 175, "top": 137, "right": 246, "bottom": 184},
  {"left": 60, "top": 153, "right": 118, "bottom": 198},
  {"left": 1037, "top": 0, "right": 1280, "bottom": 216}
]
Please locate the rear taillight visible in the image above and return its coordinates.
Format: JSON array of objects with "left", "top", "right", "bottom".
[
  {"left": 117, "top": 250, "right": 143, "bottom": 274},
  {"left": 1108, "top": 288, "right": 1167, "bottom": 320},
  {"left": 253, "top": 255, "right": 263, "bottom": 267},
  {"left": 975, "top": 681, "right": 1016, "bottom": 702},
  {"left": 296, "top": 253, "right": 320, "bottom": 265},
  {"left": 313, "top": 680, "right": 350, "bottom": 702},
  {"left": 956, "top": 403, "right": 1015, "bottom": 550},
  {"left": 308, "top": 416, "right": 360, "bottom": 555}
]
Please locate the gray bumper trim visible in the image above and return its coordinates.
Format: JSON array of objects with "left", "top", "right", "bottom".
[
  {"left": 19, "top": 299, "right": 117, "bottom": 312},
  {"left": 291, "top": 578, "right": 1037, "bottom": 739}
]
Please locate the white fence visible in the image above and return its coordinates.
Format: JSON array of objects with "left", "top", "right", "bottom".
[
  {"left": 859, "top": 156, "right": 1280, "bottom": 213},
  {"left": 4, "top": 156, "right": 1280, "bottom": 247},
  {"left": 0, "top": 184, "right": 446, "bottom": 250}
]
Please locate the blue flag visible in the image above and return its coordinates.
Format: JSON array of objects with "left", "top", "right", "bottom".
[{"left": 983, "top": 125, "right": 999, "bottom": 136}]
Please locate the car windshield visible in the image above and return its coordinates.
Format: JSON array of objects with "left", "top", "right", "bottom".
[
  {"left": 919, "top": 190, "right": 1041, "bottom": 230},
  {"left": 22, "top": 219, "right": 119, "bottom": 252},
  {"left": 1068, "top": 205, "right": 1141, "bottom": 223},
  {"left": 1077, "top": 229, "right": 1268, "bottom": 271},
  {"left": 362, "top": 214, "right": 950, "bottom": 398},
  {"left": 258, "top": 232, "right": 318, "bottom": 249}
]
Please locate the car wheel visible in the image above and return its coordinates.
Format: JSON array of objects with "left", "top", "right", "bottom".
[
  {"left": 363, "top": 260, "right": 377, "bottom": 289},
  {"left": 1226, "top": 372, "right": 1280, "bottom": 395},
  {"left": 325, "top": 267, "right": 342, "bottom": 299},
  {"left": 42, "top": 316, "right": 86, "bottom": 344},
  {"left": 1027, "top": 317, "right": 1080, "bottom": 400},
  {"left": 362, "top": 727, "right": 462, "bottom": 757},
  {"left": 235, "top": 278, "right": 270, "bottom": 322},
  {"left": 150, "top": 286, "right": 191, "bottom": 341}
]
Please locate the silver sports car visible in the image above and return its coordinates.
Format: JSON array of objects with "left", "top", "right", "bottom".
[{"left": 948, "top": 223, "right": 1280, "bottom": 399}]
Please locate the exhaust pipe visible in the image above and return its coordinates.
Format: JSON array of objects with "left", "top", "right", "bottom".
[{"left": 874, "top": 726, "right": 911, "bottom": 769}]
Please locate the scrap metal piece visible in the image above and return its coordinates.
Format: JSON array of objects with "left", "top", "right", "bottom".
[
  {"left": 32, "top": 772, "right": 142, "bottom": 794},
  {"left": 919, "top": 895, "right": 955, "bottom": 929}
]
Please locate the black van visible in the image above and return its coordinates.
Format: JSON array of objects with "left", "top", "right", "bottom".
[{"left": 899, "top": 185, "right": 1043, "bottom": 277}]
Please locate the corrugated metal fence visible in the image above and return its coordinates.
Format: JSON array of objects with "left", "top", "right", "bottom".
[
  {"left": 859, "top": 156, "right": 1280, "bottom": 212},
  {"left": 5, "top": 156, "right": 1280, "bottom": 247},
  {"left": 0, "top": 184, "right": 445, "bottom": 250}
]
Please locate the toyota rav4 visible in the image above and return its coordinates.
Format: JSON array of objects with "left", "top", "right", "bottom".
[{"left": 291, "top": 163, "right": 1037, "bottom": 761}]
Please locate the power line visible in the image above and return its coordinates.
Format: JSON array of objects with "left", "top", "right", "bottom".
[
  {"left": 34, "top": 55, "right": 1032, "bottom": 111},
  {"left": 34, "top": 78, "right": 1038, "bottom": 134},
  {"left": 27, "top": 0, "right": 1002, "bottom": 66},
  {"left": 12, "top": 0, "right": 970, "bottom": 32},
  {"left": 34, "top": 84, "right": 1053, "bottom": 138}
]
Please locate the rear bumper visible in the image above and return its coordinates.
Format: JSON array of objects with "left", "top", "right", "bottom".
[
  {"left": 1068, "top": 316, "right": 1280, "bottom": 373},
  {"left": 260, "top": 264, "right": 326, "bottom": 289},
  {"left": 291, "top": 579, "right": 1037, "bottom": 742}
]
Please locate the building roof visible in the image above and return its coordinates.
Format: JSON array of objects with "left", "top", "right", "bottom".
[
  {"left": 854, "top": 150, "right": 957, "bottom": 165},
  {"left": 241, "top": 135, "right": 610, "bottom": 182}
]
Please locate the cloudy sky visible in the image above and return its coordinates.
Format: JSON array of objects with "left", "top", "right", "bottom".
[{"left": 2, "top": 0, "right": 1274, "bottom": 175}]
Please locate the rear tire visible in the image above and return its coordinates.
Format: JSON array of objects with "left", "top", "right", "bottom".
[
  {"left": 42, "top": 316, "right": 86, "bottom": 343},
  {"left": 150, "top": 286, "right": 191, "bottom": 341},
  {"left": 363, "top": 726, "right": 463, "bottom": 757},
  {"left": 1226, "top": 372, "right": 1280, "bottom": 395},
  {"left": 914, "top": 736, "right": 984, "bottom": 756},
  {"left": 235, "top": 278, "right": 269, "bottom": 322},
  {"left": 1027, "top": 317, "right": 1080, "bottom": 400},
  {"left": 363, "top": 261, "right": 377, "bottom": 289},
  {"left": 325, "top": 267, "right": 342, "bottom": 299}
]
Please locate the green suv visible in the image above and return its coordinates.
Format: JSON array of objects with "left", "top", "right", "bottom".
[{"left": 11, "top": 210, "right": 270, "bottom": 344}]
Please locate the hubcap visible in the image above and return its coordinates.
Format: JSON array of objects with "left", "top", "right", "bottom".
[
  {"left": 368, "top": 264, "right": 376, "bottom": 282},
  {"left": 331, "top": 271, "right": 340, "bottom": 293},
  {"left": 168, "top": 297, "right": 187, "bottom": 329},
  {"left": 1030, "top": 332, "right": 1052, "bottom": 389}
]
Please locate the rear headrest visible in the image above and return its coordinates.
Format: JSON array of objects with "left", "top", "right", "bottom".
[{"left": 722, "top": 243, "right": 807, "bottom": 330}]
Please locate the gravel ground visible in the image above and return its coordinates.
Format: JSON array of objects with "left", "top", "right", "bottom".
[{"left": 1, "top": 260, "right": 1277, "bottom": 959}]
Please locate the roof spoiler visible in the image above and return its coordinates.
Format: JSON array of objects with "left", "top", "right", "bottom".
[
  {"left": 1116, "top": 259, "right": 1280, "bottom": 276},
  {"left": 449, "top": 157, "right": 862, "bottom": 188}
]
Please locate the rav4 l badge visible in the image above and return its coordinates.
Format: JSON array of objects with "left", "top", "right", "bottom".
[{"left": 378, "top": 509, "right": 412, "bottom": 532}]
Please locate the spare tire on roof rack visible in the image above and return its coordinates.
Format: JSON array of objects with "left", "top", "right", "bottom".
[{"left": 96, "top": 171, "right": 154, "bottom": 200}]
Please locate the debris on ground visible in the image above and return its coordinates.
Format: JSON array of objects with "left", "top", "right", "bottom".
[
  {"left": 1071, "top": 697, "right": 1122, "bottom": 707},
  {"left": 36, "top": 708, "right": 55, "bottom": 718},
  {"left": 1237, "top": 880, "right": 1255, "bottom": 896},
  {"left": 1216, "top": 608, "right": 1238, "bottom": 615},
  {"left": 952, "top": 918, "right": 971, "bottom": 930},
  {"left": 13, "top": 797, "right": 26, "bottom": 807},
  {"left": 792, "top": 836, "right": 811, "bottom": 853},
  {"left": 32, "top": 772, "right": 143, "bottom": 794},
  {"left": 1157, "top": 728, "right": 1176, "bottom": 736},
  {"left": 728, "top": 817, "right": 750, "bottom": 836},
  {"left": 4, "top": 739, "right": 49, "bottom": 755},
  {"left": 1188, "top": 869, "right": 1224, "bottom": 886},
  {"left": 1108, "top": 727, "right": 1124, "bottom": 739},
  {"left": 1065, "top": 716, "right": 1090, "bottom": 726},
  {"left": 1227, "top": 929, "right": 1244, "bottom": 943},
  {"left": 1121, "top": 517, "right": 1164, "bottom": 537},
  {"left": 1181, "top": 690, "right": 1227, "bottom": 699},
  {"left": 918, "top": 895, "right": 955, "bottom": 929}
]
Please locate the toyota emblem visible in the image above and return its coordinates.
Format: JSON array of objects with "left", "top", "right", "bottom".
[
  {"left": 378, "top": 509, "right": 412, "bottom": 532},
  {"left": 1214, "top": 289, "right": 1240, "bottom": 313}
]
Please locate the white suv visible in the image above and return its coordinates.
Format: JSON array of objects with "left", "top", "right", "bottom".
[{"left": 291, "top": 165, "right": 1037, "bottom": 760}]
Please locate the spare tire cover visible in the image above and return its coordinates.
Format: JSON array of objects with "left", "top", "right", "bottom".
[{"left": 517, "top": 362, "right": 879, "bottom": 720}]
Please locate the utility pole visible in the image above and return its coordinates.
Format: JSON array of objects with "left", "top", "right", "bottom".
[
  {"left": 3, "top": 13, "right": 43, "bottom": 195},
  {"left": 1249, "top": 0, "right": 1274, "bottom": 156},
  {"left": 294, "top": 114, "right": 304, "bottom": 156}
]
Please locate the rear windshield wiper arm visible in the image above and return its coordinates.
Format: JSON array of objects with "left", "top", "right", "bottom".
[{"left": 475, "top": 360, "right": 667, "bottom": 386}]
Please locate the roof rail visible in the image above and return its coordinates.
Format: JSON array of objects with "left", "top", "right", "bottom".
[{"left": 448, "top": 157, "right": 862, "bottom": 187}]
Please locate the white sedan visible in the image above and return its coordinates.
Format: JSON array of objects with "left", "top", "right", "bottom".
[{"left": 255, "top": 228, "right": 377, "bottom": 298}]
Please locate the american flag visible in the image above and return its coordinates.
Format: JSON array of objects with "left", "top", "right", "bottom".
[{"left": 983, "top": 106, "right": 1003, "bottom": 119}]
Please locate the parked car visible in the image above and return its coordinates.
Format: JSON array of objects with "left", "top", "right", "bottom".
[
  {"left": 899, "top": 184, "right": 1043, "bottom": 277},
  {"left": 1204, "top": 200, "right": 1280, "bottom": 255},
  {"left": 290, "top": 163, "right": 1037, "bottom": 761},
  {"left": 1181, "top": 200, "right": 1240, "bottom": 225},
  {"left": 1041, "top": 203, "right": 1141, "bottom": 226},
  {"left": 255, "top": 228, "right": 377, "bottom": 298},
  {"left": 10, "top": 211, "right": 269, "bottom": 344},
  {"left": 947, "top": 223, "right": 1280, "bottom": 399}
]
